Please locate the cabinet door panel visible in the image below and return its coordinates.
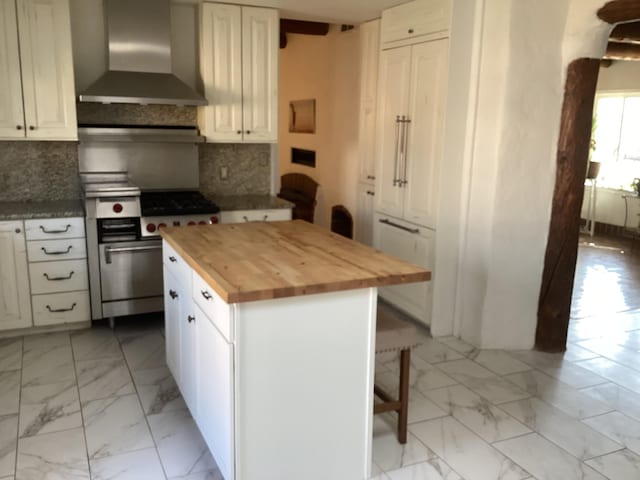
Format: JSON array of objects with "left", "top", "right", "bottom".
[
  {"left": 375, "top": 46, "right": 411, "bottom": 219},
  {"left": 241, "top": 7, "right": 278, "bottom": 142},
  {"left": 358, "top": 20, "right": 380, "bottom": 184},
  {"left": 0, "top": 222, "right": 32, "bottom": 330},
  {"left": 200, "top": 3, "right": 243, "bottom": 142},
  {"left": 196, "top": 304, "right": 234, "bottom": 480},
  {"left": 403, "top": 39, "right": 448, "bottom": 228},
  {"left": 163, "top": 269, "right": 181, "bottom": 383},
  {"left": 0, "top": 0, "right": 25, "bottom": 139},
  {"left": 17, "top": 0, "right": 76, "bottom": 140},
  {"left": 355, "top": 184, "right": 375, "bottom": 246}
]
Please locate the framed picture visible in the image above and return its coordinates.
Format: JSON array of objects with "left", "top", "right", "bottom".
[{"left": 289, "top": 99, "right": 316, "bottom": 133}]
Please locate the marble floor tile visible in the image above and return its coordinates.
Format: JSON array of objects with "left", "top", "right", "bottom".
[
  {"left": 0, "top": 371, "right": 20, "bottom": 416},
  {"left": 385, "top": 457, "right": 463, "bottom": 480},
  {"left": 409, "top": 416, "right": 529, "bottom": 480},
  {"left": 83, "top": 394, "right": 154, "bottom": 459},
  {"left": 504, "top": 370, "right": 613, "bottom": 419},
  {"left": 132, "top": 367, "right": 186, "bottom": 415},
  {"left": 167, "top": 472, "right": 224, "bottom": 480},
  {"left": 405, "top": 389, "right": 448, "bottom": 424},
  {"left": 373, "top": 431, "right": 436, "bottom": 472},
  {"left": 494, "top": 433, "right": 607, "bottom": 480},
  {"left": 119, "top": 332, "right": 166, "bottom": 372},
  {"left": 413, "top": 339, "right": 464, "bottom": 364},
  {"left": 564, "top": 343, "right": 602, "bottom": 362},
  {"left": 16, "top": 427, "right": 89, "bottom": 480},
  {"left": 466, "top": 351, "right": 531, "bottom": 376},
  {"left": 581, "top": 382, "right": 640, "bottom": 422},
  {"left": 0, "top": 415, "right": 18, "bottom": 478},
  {"left": 583, "top": 411, "right": 640, "bottom": 455},
  {"left": 375, "top": 361, "right": 458, "bottom": 398},
  {"left": 148, "top": 409, "right": 216, "bottom": 478},
  {"left": 425, "top": 385, "right": 531, "bottom": 443},
  {"left": 437, "top": 360, "right": 530, "bottom": 405},
  {"left": 576, "top": 338, "right": 640, "bottom": 372},
  {"left": 70, "top": 328, "right": 122, "bottom": 362},
  {"left": 499, "top": 397, "right": 622, "bottom": 460},
  {"left": 435, "top": 337, "right": 477, "bottom": 356},
  {"left": 585, "top": 449, "right": 640, "bottom": 480},
  {"left": 22, "top": 332, "right": 70, "bottom": 351},
  {"left": 0, "top": 339, "right": 22, "bottom": 372},
  {"left": 75, "top": 357, "right": 134, "bottom": 403},
  {"left": 540, "top": 362, "right": 609, "bottom": 389},
  {"left": 21, "top": 344, "right": 74, "bottom": 387},
  {"left": 510, "top": 349, "right": 570, "bottom": 370},
  {"left": 89, "top": 448, "right": 165, "bottom": 480},
  {"left": 575, "top": 357, "right": 640, "bottom": 394},
  {"left": 19, "top": 380, "right": 81, "bottom": 437}
]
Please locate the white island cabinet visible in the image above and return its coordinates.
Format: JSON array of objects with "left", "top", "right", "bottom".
[{"left": 161, "top": 221, "right": 429, "bottom": 480}]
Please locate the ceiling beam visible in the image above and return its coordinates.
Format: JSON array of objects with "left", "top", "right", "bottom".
[
  {"left": 604, "top": 41, "right": 640, "bottom": 60},
  {"left": 610, "top": 22, "right": 640, "bottom": 44},
  {"left": 280, "top": 19, "right": 330, "bottom": 49}
]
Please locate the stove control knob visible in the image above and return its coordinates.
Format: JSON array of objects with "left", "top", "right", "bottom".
[
  {"left": 146, "top": 223, "right": 157, "bottom": 233},
  {"left": 187, "top": 221, "right": 196, "bottom": 226},
  {"left": 198, "top": 221, "right": 207, "bottom": 225},
  {"left": 158, "top": 223, "right": 167, "bottom": 230},
  {"left": 210, "top": 216, "right": 219, "bottom": 224},
  {"left": 113, "top": 203, "right": 123, "bottom": 213},
  {"left": 173, "top": 221, "right": 180, "bottom": 226}
]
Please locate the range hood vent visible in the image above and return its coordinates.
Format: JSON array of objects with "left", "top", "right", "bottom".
[{"left": 79, "top": 0, "right": 207, "bottom": 106}]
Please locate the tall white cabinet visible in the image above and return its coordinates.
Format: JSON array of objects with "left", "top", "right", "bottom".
[
  {"left": 0, "top": 222, "right": 32, "bottom": 330},
  {"left": 373, "top": 0, "right": 450, "bottom": 326},
  {"left": 0, "top": 0, "right": 77, "bottom": 141},
  {"left": 200, "top": 3, "right": 278, "bottom": 143}
]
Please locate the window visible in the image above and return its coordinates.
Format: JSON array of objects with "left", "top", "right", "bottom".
[{"left": 592, "top": 93, "right": 640, "bottom": 189}]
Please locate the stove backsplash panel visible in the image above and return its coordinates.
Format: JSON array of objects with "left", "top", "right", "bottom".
[
  {"left": 199, "top": 143, "right": 271, "bottom": 197},
  {"left": 77, "top": 103, "right": 197, "bottom": 127},
  {"left": 0, "top": 141, "right": 81, "bottom": 202}
]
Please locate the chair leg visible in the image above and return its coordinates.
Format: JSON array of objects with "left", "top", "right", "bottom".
[{"left": 397, "top": 348, "right": 411, "bottom": 444}]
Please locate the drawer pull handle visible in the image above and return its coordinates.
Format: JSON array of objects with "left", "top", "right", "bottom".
[
  {"left": 43, "top": 271, "right": 75, "bottom": 281},
  {"left": 39, "top": 224, "right": 71, "bottom": 234},
  {"left": 168, "top": 256, "right": 177, "bottom": 263},
  {"left": 41, "top": 245, "right": 72, "bottom": 255},
  {"left": 46, "top": 303, "right": 76, "bottom": 313},
  {"left": 263, "top": 215, "right": 268, "bottom": 221},
  {"left": 169, "top": 289, "right": 178, "bottom": 299},
  {"left": 242, "top": 216, "right": 250, "bottom": 222},
  {"left": 187, "top": 315, "right": 196, "bottom": 323},
  {"left": 201, "top": 290, "right": 213, "bottom": 301},
  {"left": 379, "top": 218, "right": 419, "bottom": 234}
]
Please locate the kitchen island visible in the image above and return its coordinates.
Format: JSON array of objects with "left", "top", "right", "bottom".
[{"left": 160, "top": 220, "right": 429, "bottom": 480}]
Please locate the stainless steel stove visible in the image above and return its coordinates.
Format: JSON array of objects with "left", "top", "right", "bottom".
[{"left": 78, "top": 126, "right": 219, "bottom": 325}]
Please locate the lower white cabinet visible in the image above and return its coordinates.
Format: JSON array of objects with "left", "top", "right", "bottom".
[
  {"left": 0, "top": 221, "right": 32, "bottom": 330},
  {"left": 220, "top": 208, "right": 291, "bottom": 224},
  {"left": 373, "top": 212, "right": 434, "bottom": 326}
]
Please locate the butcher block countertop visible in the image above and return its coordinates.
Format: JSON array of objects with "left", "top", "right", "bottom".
[{"left": 160, "top": 220, "right": 430, "bottom": 303}]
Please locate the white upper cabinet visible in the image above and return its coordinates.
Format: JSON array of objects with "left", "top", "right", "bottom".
[
  {"left": 0, "top": 0, "right": 77, "bottom": 141},
  {"left": 358, "top": 19, "right": 380, "bottom": 185},
  {"left": 200, "top": 3, "right": 278, "bottom": 143},
  {"left": 0, "top": 221, "right": 32, "bottom": 331},
  {"left": 381, "top": 0, "right": 450, "bottom": 48}
]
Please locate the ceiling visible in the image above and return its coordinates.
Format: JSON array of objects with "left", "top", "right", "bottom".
[{"left": 174, "top": 0, "right": 410, "bottom": 24}]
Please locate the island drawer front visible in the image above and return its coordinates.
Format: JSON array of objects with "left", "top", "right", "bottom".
[
  {"left": 163, "top": 240, "right": 191, "bottom": 281},
  {"left": 32, "top": 291, "right": 90, "bottom": 326},
  {"left": 193, "top": 271, "right": 233, "bottom": 342},
  {"left": 29, "top": 259, "right": 89, "bottom": 294},
  {"left": 27, "top": 238, "right": 87, "bottom": 262},
  {"left": 220, "top": 208, "right": 292, "bottom": 224},
  {"left": 25, "top": 217, "right": 85, "bottom": 241}
]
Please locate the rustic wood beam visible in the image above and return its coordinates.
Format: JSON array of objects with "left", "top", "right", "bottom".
[
  {"left": 605, "top": 41, "right": 640, "bottom": 60},
  {"left": 536, "top": 58, "right": 601, "bottom": 353},
  {"left": 610, "top": 22, "right": 640, "bottom": 43},
  {"left": 280, "top": 19, "right": 330, "bottom": 49},
  {"left": 598, "top": 0, "right": 640, "bottom": 24}
]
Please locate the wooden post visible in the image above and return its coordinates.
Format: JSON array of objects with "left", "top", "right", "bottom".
[{"left": 535, "top": 58, "right": 600, "bottom": 352}]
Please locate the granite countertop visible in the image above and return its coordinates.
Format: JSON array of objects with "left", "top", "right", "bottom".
[
  {"left": 161, "top": 220, "right": 430, "bottom": 303},
  {"left": 0, "top": 199, "right": 84, "bottom": 221},
  {"left": 207, "top": 194, "right": 294, "bottom": 211}
]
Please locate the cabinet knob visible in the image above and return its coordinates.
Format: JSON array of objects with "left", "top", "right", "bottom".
[
  {"left": 237, "top": 130, "right": 242, "bottom": 134},
  {"left": 408, "top": 28, "right": 414, "bottom": 34},
  {"left": 367, "top": 175, "right": 375, "bottom": 180},
  {"left": 15, "top": 228, "right": 21, "bottom": 234},
  {"left": 187, "top": 315, "right": 195, "bottom": 323},
  {"left": 16, "top": 125, "right": 22, "bottom": 130},
  {"left": 245, "top": 130, "right": 251, "bottom": 134},
  {"left": 29, "top": 125, "right": 35, "bottom": 131},
  {"left": 366, "top": 191, "right": 375, "bottom": 196}
]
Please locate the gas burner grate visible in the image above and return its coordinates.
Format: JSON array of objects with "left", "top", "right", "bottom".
[{"left": 141, "top": 191, "right": 220, "bottom": 216}]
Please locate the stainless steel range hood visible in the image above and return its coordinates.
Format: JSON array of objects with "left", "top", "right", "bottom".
[{"left": 79, "top": 0, "right": 207, "bottom": 106}]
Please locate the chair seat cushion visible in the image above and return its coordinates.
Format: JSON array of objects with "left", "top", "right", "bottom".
[{"left": 375, "top": 308, "right": 417, "bottom": 353}]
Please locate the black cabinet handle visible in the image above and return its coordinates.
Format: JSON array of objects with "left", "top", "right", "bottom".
[
  {"left": 46, "top": 303, "right": 76, "bottom": 313},
  {"left": 201, "top": 290, "right": 213, "bottom": 300},
  {"left": 169, "top": 289, "right": 178, "bottom": 299},
  {"left": 379, "top": 218, "right": 419, "bottom": 234},
  {"left": 39, "top": 224, "right": 71, "bottom": 234},
  {"left": 168, "top": 256, "right": 177, "bottom": 263},
  {"left": 41, "top": 245, "right": 72, "bottom": 255},
  {"left": 29, "top": 125, "right": 35, "bottom": 131},
  {"left": 43, "top": 271, "right": 75, "bottom": 281},
  {"left": 16, "top": 125, "right": 22, "bottom": 130},
  {"left": 237, "top": 130, "right": 242, "bottom": 134},
  {"left": 246, "top": 130, "right": 251, "bottom": 134},
  {"left": 187, "top": 315, "right": 195, "bottom": 323}
]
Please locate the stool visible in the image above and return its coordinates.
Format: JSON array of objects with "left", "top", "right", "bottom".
[{"left": 374, "top": 306, "right": 416, "bottom": 444}]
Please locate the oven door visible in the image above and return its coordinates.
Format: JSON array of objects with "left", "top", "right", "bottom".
[{"left": 99, "top": 240, "right": 163, "bottom": 303}]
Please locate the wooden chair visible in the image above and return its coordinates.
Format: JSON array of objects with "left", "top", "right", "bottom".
[
  {"left": 277, "top": 173, "right": 319, "bottom": 223},
  {"left": 330, "top": 205, "right": 353, "bottom": 239},
  {"left": 374, "top": 305, "right": 416, "bottom": 444}
]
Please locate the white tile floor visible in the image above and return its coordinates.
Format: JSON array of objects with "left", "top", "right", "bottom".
[{"left": 0, "top": 312, "right": 639, "bottom": 479}]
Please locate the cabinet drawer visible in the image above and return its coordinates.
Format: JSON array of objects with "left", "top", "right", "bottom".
[
  {"left": 381, "top": 0, "right": 450, "bottom": 46},
  {"left": 27, "top": 238, "right": 87, "bottom": 262},
  {"left": 220, "top": 208, "right": 292, "bottom": 224},
  {"left": 163, "top": 240, "right": 191, "bottom": 285},
  {"left": 32, "top": 291, "right": 90, "bottom": 326},
  {"left": 193, "top": 271, "right": 233, "bottom": 342},
  {"left": 25, "top": 217, "right": 85, "bottom": 241},
  {"left": 29, "top": 259, "right": 89, "bottom": 294}
]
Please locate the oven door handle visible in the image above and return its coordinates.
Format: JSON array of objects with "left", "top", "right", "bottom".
[{"left": 104, "top": 244, "right": 163, "bottom": 264}]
